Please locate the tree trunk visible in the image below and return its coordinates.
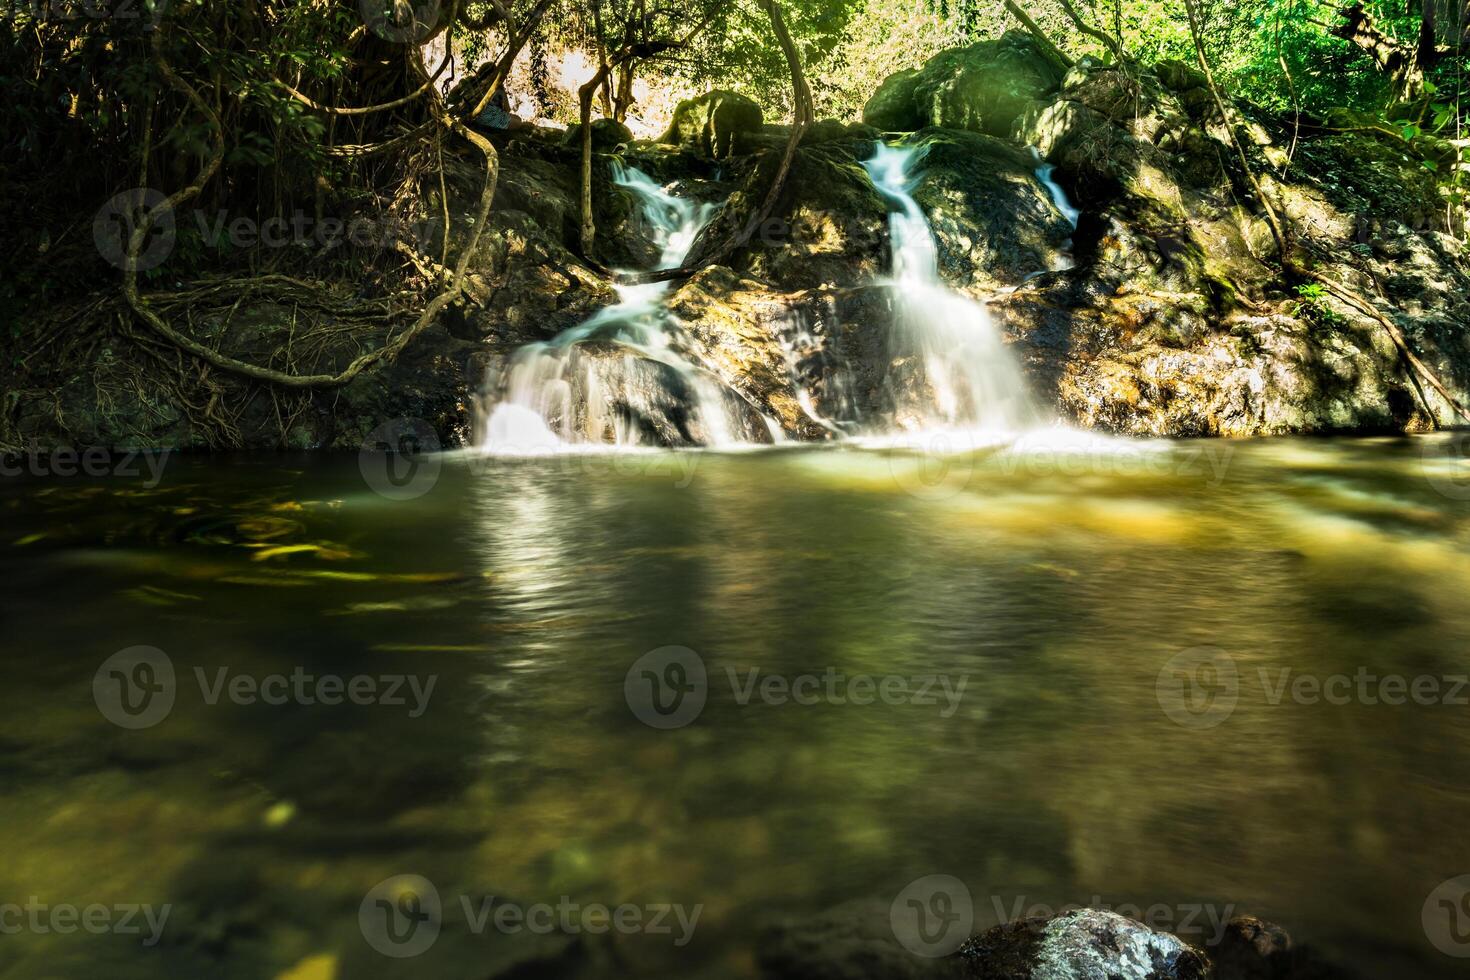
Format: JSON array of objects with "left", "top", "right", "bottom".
[
  {"left": 1000, "top": 0, "right": 1074, "bottom": 72},
  {"left": 1333, "top": 3, "right": 1426, "bottom": 102},
  {"left": 614, "top": 62, "right": 636, "bottom": 122},
  {"left": 577, "top": 69, "right": 611, "bottom": 257}
]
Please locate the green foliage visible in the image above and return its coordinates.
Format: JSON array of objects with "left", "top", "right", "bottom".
[{"left": 1292, "top": 283, "right": 1346, "bottom": 326}]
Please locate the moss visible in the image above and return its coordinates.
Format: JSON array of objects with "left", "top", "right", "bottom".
[{"left": 1294, "top": 133, "right": 1441, "bottom": 228}]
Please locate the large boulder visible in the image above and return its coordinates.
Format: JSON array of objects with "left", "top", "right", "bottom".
[
  {"left": 996, "top": 56, "right": 1470, "bottom": 435},
  {"left": 660, "top": 89, "right": 763, "bottom": 158},
  {"left": 562, "top": 116, "right": 633, "bottom": 151},
  {"left": 864, "top": 31, "right": 1063, "bottom": 138}
]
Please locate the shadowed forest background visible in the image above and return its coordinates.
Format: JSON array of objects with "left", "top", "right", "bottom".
[{"left": 4, "top": 0, "right": 1470, "bottom": 451}]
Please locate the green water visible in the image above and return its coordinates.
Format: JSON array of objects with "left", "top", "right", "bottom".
[{"left": 2, "top": 435, "right": 1469, "bottom": 978}]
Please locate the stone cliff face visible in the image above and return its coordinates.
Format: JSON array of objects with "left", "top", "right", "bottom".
[
  {"left": 472, "top": 33, "right": 1470, "bottom": 445},
  {"left": 12, "top": 32, "right": 1469, "bottom": 450}
]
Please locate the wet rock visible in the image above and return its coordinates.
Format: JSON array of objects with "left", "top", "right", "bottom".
[
  {"left": 669, "top": 267, "right": 896, "bottom": 439},
  {"left": 1212, "top": 915, "right": 1294, "bottom": 980},
  {"left": 463, "top": 209, "right": 620, "bottom": 346},
  {"left": 483, "top": 339, "right": 771, "bottom": 448},
  {"left": 720, "top": 141, "right": 891, "bottom": 292},
  {"left": 864, "top": 31, "right": 1063, "bottom": 138},
  {"left": 955, "top": 908, "right": 1210, "bottom": 979},
  {"left": 904, "top": 128, "right": 1072, "bottom": 289},
  {"left": 660, "top": 89, "right": 763, "bottom": 158}
]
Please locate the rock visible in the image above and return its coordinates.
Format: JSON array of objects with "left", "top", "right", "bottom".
[
  {"left": 717, "top": 141, "right": 890, "bottom": 291},
  {"left": 801, "top": 117, "right": 852, "bottom": 145},
  {"left": 1154, "top": 59, "right": 1207, "bottom": 93},
  {"left": 955, "top": 908, "right": 1211, "bottom": 979},
  {"left": 997, "top": 56, "right": 1470, "bottom": 436},
  {"left": 562, "top": 117, "right": 633, "bottom": 151},
  {"left": 669, "top": 267, "right": 897, "bottom": 439},
  {"left": 905, "top": 128, "right": 1072, "bottom": 289},
  {"left": 463, "top": 209, "right": 619, "bottom": 347},
  {"left": 864, "top": 31, "right": 1063, "bottom": 138},
  {"left": 1205, "top": 914, "right": 1367, "bottom": 980},
  {"left": 483, "top": 339, "right": 772, "bottom": 448},
  {"left": 660, "top": 89, "right": 763, "bottom": 158},
  {"left": 491, "top": 141, "right": 583, "bottom": 250},
  {"left": 1212, "top": 916, "right": 1294, "bottom": 980}
]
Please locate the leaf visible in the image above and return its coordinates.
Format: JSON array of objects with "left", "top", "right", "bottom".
[{"left": 251, "top": 543, "right": 360, "bottom": 562}]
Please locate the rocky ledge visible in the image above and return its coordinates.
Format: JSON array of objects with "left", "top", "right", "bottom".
[{"left": 10, "top": 33, "right": 1469, "bottom": 450}]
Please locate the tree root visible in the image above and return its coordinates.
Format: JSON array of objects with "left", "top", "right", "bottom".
[
  {"left": 121, "top": 26, "right": 499, "bottom": 391},
  {"left": 1309, "top": 272, "right": 1470, "bottom": 425}
]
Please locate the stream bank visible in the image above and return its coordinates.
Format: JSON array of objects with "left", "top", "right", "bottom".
[{"left": 7, "top": 32, "right": 1470, "bottom": 452}]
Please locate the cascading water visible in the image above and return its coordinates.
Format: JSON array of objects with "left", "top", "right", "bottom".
[
  {"left": 862, "top": 143, "right": 1039, "bottom": 438},
  {"left": 480, "top": 164, "right": 753, "bottom": 453},
  {"left": 1031, "top": 147, "right": 1079, "bottom": 270}
]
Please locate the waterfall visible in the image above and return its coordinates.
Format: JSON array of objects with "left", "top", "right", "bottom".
[
  {"left": 1030, "top": 147, "right": 1079, "bottom": 271},
  {"left": 862, "top": 143, "right": 1039, "bottom": 438},
  {"left": 1031, "top": 148, "right": 1079, "bottom": 229},
  {"left": 479, "top": 164, "right": 755, "bottom": 453}
]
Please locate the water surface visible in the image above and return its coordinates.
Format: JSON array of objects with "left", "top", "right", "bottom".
[{"left": 2, "top": 435, "right": 1468, "bottom": 978}]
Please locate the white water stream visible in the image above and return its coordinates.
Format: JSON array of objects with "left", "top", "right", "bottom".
[
  {"left": 478, "top": 145, "right": 1084, "bottom": 453},
  {"left": 861, "top": 143, "right": 1040, "bottom": 439},
  {"left": 480, "top": 165, "right": 743, "bottom": 453}
]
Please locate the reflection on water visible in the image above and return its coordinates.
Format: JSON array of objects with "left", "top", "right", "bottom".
[{"left": 0, "top": 436, "right": 1468, "bottom": 978}]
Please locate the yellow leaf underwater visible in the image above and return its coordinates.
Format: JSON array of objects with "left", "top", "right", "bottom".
[{"left": 251, "top": 543, "right": 361, "bottom": 562}]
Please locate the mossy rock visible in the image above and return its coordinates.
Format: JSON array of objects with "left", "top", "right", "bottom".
[
  {"left": 1154, "top": 58, "right": 1207, "bottom": 93},
  {"left": 800, "top": 118, "right": 851, "bottom": 146},
  {"left": 1294, "top": 132, "right": 1443, "bottom": 230},
  {"left": 562, "top": 117, "right": 633, "bottom": 151},
  {"left": 660, "top": 90, "right": 763, "bottom": 158},
  {"left": 863, "top": 30, "right": 1063, "bottom": 138}
]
